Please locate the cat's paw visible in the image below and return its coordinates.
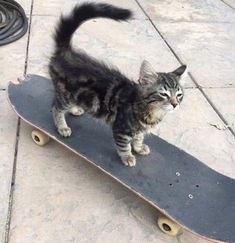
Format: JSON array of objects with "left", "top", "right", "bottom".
[
  {"left": 58, "top": 126, "right": 72, "bottom": 137},
  {"left": 70, "top": 106, "right": 84, "bottom": 116},
  {"left": 134, "top": 144, "right": 150, "bottom": 155},
  {"left": 121, "top": 155, "right": 136, "bottom": 167}
]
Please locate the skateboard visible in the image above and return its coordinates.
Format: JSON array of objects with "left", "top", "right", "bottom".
[{"left": 7, "top": 74, "right": 235, "bottom": 243}]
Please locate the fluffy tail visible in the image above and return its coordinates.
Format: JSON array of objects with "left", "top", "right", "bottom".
[{"left": 54, "top": 2, "right": 132, "bottom": 49}]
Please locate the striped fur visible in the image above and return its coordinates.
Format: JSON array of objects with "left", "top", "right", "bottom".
[{"left": 49, "top": 3, "right": 186, "bottom": 166}]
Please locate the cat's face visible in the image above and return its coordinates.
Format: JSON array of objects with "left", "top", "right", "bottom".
[{"left": 138, "top": 60, "right": 186, "bottom": 112}]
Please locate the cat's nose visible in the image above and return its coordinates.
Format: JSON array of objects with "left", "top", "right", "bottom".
[
  {"left": 170, "top": 97, "right": 178, "bottom": 108},
  {"left": 171, "top": 102, "right": 178, "bottom": 108}
]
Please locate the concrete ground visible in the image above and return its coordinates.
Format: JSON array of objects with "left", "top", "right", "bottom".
[{"left": 1, "top": 0, "right": 235, "bottom": 242}]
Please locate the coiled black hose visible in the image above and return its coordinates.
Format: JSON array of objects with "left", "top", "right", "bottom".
[{"left": 0, "top": 0, "right": 28, "bottom": 46}]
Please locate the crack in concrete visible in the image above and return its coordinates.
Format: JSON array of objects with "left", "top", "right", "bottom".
[
  {"left": 4, "top": 1, "right": 35, "bottom": 242},
  {"left": 4, "top": 119, "right": 21, "bottom": 243},
  {"left": 220, "top": 0, "right": 235, "bottom": 11}
]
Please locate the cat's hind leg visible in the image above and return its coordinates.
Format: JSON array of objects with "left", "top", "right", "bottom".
[{"left": 113, "top": 132, "right": 136, "bottom": 167}]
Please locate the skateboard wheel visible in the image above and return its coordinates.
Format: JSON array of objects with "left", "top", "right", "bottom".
[
  {"left": 31, "top": 130, "right": 50, "bottom": 146},
  {"left": 157, "top": 216, "right": 181, "bottom": 236}
]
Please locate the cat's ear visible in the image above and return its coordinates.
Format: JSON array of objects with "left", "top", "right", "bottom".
[
  {"left": 172, "top": 65, "right": 187, "bottom": 77},
  {"left": 139, "top": 60, "right": 158, "bottom": 86},
  {"left": 172, "top": 65, "right": 187, "bottom": 85}
]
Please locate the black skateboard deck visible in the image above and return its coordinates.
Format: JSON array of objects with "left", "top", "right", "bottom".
[{"left": 7, "top": 75, "right": 235, "bottom": 243}]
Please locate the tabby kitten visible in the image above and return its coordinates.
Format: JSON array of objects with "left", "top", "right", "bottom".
[{"left": 49, "top": 3, "right": 186, "bottom": 167}]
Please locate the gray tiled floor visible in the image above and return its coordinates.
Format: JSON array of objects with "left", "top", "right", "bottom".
[
  {"left": 222, "top": 0, "right": 235, "bottom": 9},
  {"left": 0, "top": 94, "right": 18, "bottom": 243},
  {"left": 1, "top": 0, "right": 235, "bottom": 243},
  {"left": 138, "top": 0, "right": 235, "bottom": 22},
  {"left": 0, "top": 34, "right": 28, "bottom": 89},
  {"left": 155, "top": 22, "right": 235, "bottom": 88},
  {"left": 203, "top": 88, "right": 235, "bottom": 133},
  {"left": 32, "top": 0, "right": 147, "bottom": 19}
]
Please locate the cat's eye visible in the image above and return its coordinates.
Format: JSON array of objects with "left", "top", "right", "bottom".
[
  {"left": 177, "top": 93, "right": 183, "bottom": 98},
  {"left": 159, "top": 92, "right": 169, "bottom": 98}
]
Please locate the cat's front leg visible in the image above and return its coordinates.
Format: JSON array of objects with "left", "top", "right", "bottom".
[
  {"left": 132, "top": 133, "right": 150, "bottom": 155},
  {"left": 113, "top": 133, "right": 136, "bottom": 167},
  {"left": 52, "top": 106, "right": 71, "bottom": 137},
  {"left": 69, "top": 105, "right": 84, "bottom": 116}
]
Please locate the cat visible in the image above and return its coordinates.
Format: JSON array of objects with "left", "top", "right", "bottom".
[{"left": 49, "top": 2, "right": 186, "bottom": 167}]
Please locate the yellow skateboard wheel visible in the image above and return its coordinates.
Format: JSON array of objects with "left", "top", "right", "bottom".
[
  {"left": 157, "top": 216, "right": 181, "bottom": 236},
  {"left": 31, "top": 130, "right": 50, "bottom": 146}
]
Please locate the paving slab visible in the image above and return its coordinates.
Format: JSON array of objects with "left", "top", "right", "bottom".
[
  {"left": 32, "top": 0, "right": 146, "bottom": 19},
  {"left": 0, "top": 33, "right": 28, "bottom": 89},
  {"left": 18, "top": 0, "right": 32, "bottom": 16},
  {"left": 222, "top": 0, "right": 235, "bottom": 9},
  {"left": 155, "top": 22, "right": 235, "bottom": 88},
  {"left": 203, "top": 88, "right": 235, "bottom": 133},
  {"left": 152, "top": 88, "right": 235, "bottom": 179},
  {"left": 9, "top": 122, "right": 209, "bottom": 243},
  {"left": 137, "top": 0, "right": 235, "bottom": 22},
  {"left": 0, "top": 92, "right": 18, "bottom": 242},
  {"left": 27, "top": 16, "right": 194, "bottom": 87}
]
